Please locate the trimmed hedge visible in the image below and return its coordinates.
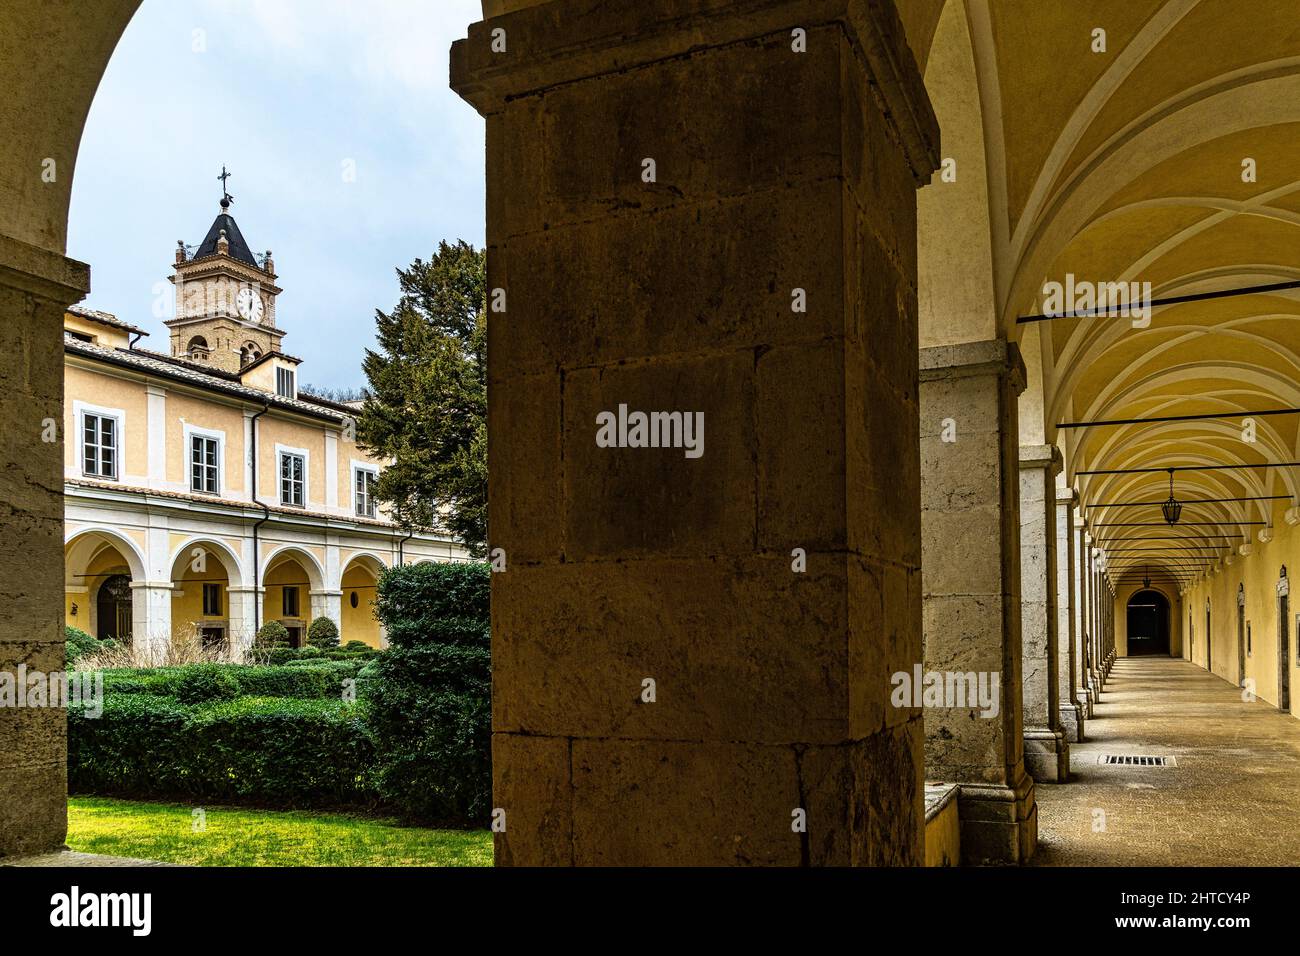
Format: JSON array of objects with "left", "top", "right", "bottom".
[
  {"left": 69, "top": 693, "right": 373, "bottom": 806},
  {"left": 366, "top": 561, "right": 490, "bottom": 825},
  {"left": 99, "top": 661, "right": 366, "bottom": 701}
]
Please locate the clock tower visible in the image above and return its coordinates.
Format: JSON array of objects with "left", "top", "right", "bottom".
[{"left": 166, "top": 170, "right": 284, "bottom": 374}]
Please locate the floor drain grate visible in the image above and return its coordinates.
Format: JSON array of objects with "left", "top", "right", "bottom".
[{"left": 1097, "top": 754, "right": 1176, "bottom": 767}]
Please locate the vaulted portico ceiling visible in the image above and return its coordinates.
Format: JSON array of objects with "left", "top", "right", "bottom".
[{"left": 912, "top": 0, "right": 1300, "bottom": 580}]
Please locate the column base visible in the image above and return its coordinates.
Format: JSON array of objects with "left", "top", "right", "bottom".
[
  {"left": 1078, "top": 686, "right": 1094, "bottom": 719},
  {"left": 955, "top": 771, "right": 1037, "bottom": 864},
  {"left": 1058, "top": 703, "right": 1085, "bottom": 742},
  {"left": 1024, "top": 728, "right": 1069, "bottom": 782}
]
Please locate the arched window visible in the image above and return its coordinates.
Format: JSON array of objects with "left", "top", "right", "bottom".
[
  {"left": 187, "top": 335, "right": 210, "bottom": 361},
  {"left": 240, "top": 342, "right": 262, "bottom": 367}
]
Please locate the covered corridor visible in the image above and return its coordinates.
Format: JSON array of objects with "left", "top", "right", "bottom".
[{"left": 1034, "top": 657, "right": 1300, "bottom": 866}]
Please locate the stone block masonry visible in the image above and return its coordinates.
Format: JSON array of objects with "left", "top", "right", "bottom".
[
  {"left": 453, "top": 0, "right": 938, "bottom": 865},
  {"left": 0, "top": 234, "right": 89, "bottom": 856}
]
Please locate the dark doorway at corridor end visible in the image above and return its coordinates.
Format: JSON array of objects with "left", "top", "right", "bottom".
[{"left": 1127, "top": 589, "right": 1171, "bottom": 656}]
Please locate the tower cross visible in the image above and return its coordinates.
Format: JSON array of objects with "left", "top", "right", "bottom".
[{"left": 217, "top": 165, "right": 233, "bottom": 204}]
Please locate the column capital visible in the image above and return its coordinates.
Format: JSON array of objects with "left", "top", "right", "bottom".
[
  {"left": 0, "top": 233, "right": 89, "bottom": 303},
  {"left": 1056, "top": 486, "right": 1078, "bottom": 505},
  {"left": 919, "top": 339, "right": 1026, "bottom": 393},
  {"left": 452, "top": 0, "right": 940, "bottom": 183},
  {"left": 1018, "top": 443, "right": 1063, "bottom": 474}
]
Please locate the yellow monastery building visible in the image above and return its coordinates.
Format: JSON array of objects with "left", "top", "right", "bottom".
[{"left": 62, "top": 197, "right": 468, "bottom": 656}]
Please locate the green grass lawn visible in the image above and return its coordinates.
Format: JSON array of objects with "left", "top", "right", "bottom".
[{"left": 68, "top": 796, "right": 492, "bottom": 867}]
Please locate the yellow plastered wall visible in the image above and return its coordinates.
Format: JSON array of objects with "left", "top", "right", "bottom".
[
  {"left": 166, "top": 392, "right": 246, "bottom": 495},
  {"left": 64, "top": 313, "right": 131, "bottom": 349},
  {"left": 64, "top": 365, "right": 149, "bottom": 480},
  {"left": 263, "top": 559, "right": 311, "bottom": 640},
  {"left": 340, "top": 562, "right": 381, "bottom": 647},
  {"left": 171, "top": 560, "right": 229, "bottom": 643},
  {"left": 1180, "top": 499, "right": 1300, "bottom": 717},
  {"left": 258, "top": 417, "right": 326, "bottom": 507},
  {"left": 1113, "top": 583, "right": 1183, "bottom": 659}
]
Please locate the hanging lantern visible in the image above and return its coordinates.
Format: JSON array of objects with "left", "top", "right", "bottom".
[{"left": 1161, "top": 468, "right": 1182, "bottom": 525}]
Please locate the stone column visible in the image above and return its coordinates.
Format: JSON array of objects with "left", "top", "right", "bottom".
[
  {"left": 452, "top": 0, "right": 940, "bottom": 866},
  {"left": 130, "top": 583, "right": 173, "bottom": 666},
  {"left": 0, "top": 235, "right": 88, "bottom": 857},
  {"left": 921, "top": 340, "right": 1037, "bottom": 864},
  {"left": 1073, "top": 518, "right": 1093, "bottom": 717},
  {"left": 226, "top": 586, "right": 260, "bottom": 655},
  {"left": 1019, "top": 446, "right": 1068, "bottom": 782},
  {"left": 309, "top": 589, "right": 342, "bottom": 631},
  {"left": 1088, "top": 551, "right": 1103, "bottom": 700},
  {"left": 1055, "top": 488, "right": 1084, "bottom": 741}
]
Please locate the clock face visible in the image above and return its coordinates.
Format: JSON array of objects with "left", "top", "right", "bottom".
[{"left": 236, "top": 287, "right": 264, "bottom": 322}]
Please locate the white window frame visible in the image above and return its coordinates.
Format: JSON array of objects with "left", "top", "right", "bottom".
[
  {"left": 352, "top": 461, "right": 379, "bottom": 518},
  {"left": 276, "top": 443, "right": 310, "bottom": 509},
  {"left": 275, "top": 366, "right": 297, "bottom": 399},
  {"left": 74, "top": 401, "right": 125, "bottom": 482},
  {"left": 183, "top": 424, "right": 225, "bottom": 496}
]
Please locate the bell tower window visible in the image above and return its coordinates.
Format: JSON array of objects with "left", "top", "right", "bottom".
[{"left": 187, "top": 335, "right": 210, "bottom": 361}]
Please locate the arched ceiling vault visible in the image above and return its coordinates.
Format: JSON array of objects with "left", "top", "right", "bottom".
[{"left": 912, "top": 0, "right": 1300, "bottom": 589}]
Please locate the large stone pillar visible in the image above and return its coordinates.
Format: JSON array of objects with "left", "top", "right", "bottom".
[
  {"left": 1072, "top": 517, "right": 1093, "bottom": 718},
  {"left": 1019, "top": 446, "right": 1068, "bottom": 782},
  {"left": 920, "top": 340, "right": 1036, "bottom": 864},
  {"left": 1055, "top": 488, "right": 1083, "bottom": 741},
  {"left": 0, "top": 235, "right": 88, "bottom": 857},
  {"left": 453, "top": 0, "right": 940, "bottom": 866}
]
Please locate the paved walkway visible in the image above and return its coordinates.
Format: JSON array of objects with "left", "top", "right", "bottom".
[{"left": 1031, "top": 656, "right": 1300, "bottom": 865}]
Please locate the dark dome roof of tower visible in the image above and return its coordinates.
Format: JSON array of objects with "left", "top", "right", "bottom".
[{"left": 194, "top": 212, "right": 258, "bottom": 267}]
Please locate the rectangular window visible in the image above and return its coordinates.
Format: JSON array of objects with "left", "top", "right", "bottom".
[
  {"left": 202, "top": 582, "right": 222, "bottom": 616},
  {"left": 82, "top": 412, "right": 118, "bottom": 479},
  {"left": 190, "top": 435, "right": 220, "bottom": 494},
  {"left": 355, "top": 467, "right": 378, "bottom": 517},
  {"left": 280, "top": 452, "right": 305, "bottom": 507},
  {"left": 276, "top": 366, "right": 296, "bottom": 399},
  {"left": 282, "top": 586, "right": 299, "bottom": 618}
]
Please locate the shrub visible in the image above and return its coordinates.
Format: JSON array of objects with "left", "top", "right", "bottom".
[
  {"left": 68, "top": 693, "right": 373, "bottom": 807},
  {"left": 173, "top": 664, "right": 242, "bottom": 705},
  {"left": 343, "top": 640, "right": 372, "bottom": 652},
  {"left": 366, "top": 561, "right": 490, "bottom": 825},
  {"left": 307, "top": 616, "right": 340, "bottom": 650},
  {"left": 255, "top": 621, "right": 290, "bottom": 649},
  {"left": 65, "top": 625, "right": 116, "bottom": 665}
]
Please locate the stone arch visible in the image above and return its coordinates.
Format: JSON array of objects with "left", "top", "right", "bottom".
[
  {"left": 260, "top": 544, "right": 325, "bottom": 591},
  {"left": 167, "top": 536, "right": 245, "bottom": 588},
  {"left": 64, "top": 527, "right": 146, "bottom": 640},
  {"left": 64, "top": 526, "right": 146, "bottom": 583}
]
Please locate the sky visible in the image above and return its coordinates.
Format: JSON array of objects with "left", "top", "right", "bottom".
[{"left": 68, "top": 0, "right": 486, "bottom": 391}]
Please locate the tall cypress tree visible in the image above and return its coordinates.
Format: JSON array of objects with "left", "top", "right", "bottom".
[{"left": 358, "top": 240, "right": 487, "bottom": 555}]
